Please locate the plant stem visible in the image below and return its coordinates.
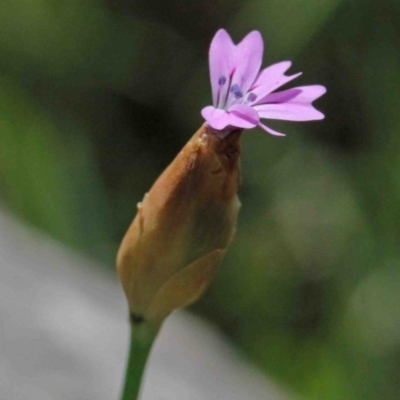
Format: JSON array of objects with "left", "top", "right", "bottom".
[{"left": 120, "top": 321, "right": 158, "bottom": 400}]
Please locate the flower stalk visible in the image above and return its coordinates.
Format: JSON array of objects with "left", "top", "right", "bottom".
[{"left": 120, "top": 319, "right": 159, "bottom": 400}]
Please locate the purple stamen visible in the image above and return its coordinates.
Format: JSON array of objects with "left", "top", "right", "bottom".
[
  {"left": 218, "top": 76, "right": 227, "bottom": 85},
  {"left": 230, "top": 84, "right": 243, "bottom": 99},
  {"left": 247, "top": 92, "right": 257, "bottom": 102}
]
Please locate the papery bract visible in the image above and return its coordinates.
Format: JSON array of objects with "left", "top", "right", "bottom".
[{"left": 117, "top": 124, "right": 242, "bottom": 327}]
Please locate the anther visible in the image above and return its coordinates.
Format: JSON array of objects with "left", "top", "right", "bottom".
[
  {"left": 247, "top": 92, "right": 257, "bottom": 102},
  {"left": 230, "top": 84, "right": 243, "bottom": 99},
  {"left": 218, "top": 76, "right": 227, "bottom": 85}
]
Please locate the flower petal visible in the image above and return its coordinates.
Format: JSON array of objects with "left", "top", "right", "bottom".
[
  {"left": 201, "top": 104, "right": 259, "bottom": 130},
  {"left": 232, "top": 31, "right": 263, "bottom": 95},
  {"left": 201, "top": 106, "right": 231, "bottom": 130},
  {"left": 250, "top": 61, "right": 302, "bottom": 103},
  {"left": 254, "top": 85, "right": 327, "bottom": 121},
  {"left": 258, "top": 122, "right": 286, "bottom": 136},
  {"left": 252, "top": 61, "right": 292, "bottom": 88},
  {"left": 227, "top": 104, "right": 259, "bottom": 128},
  {"left": 209, "top": 29, "right": 235, "bottom": 107}
]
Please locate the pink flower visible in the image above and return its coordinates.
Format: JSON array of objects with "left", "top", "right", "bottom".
[{"left": 201, "top": 29, "right": 326, "bottom": 136}]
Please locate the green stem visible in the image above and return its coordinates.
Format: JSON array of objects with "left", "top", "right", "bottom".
[{"left": 120, "top": 321, "right": 158, "bottom": 400}]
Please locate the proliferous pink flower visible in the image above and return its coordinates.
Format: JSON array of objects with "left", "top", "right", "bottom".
[{"left": 201, "top": 29, "right": 326, "bottom": 136}]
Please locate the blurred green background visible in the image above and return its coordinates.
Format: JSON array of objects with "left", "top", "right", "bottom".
[{"left": 1, "top": 0, "right": 399, "bottom": 399}]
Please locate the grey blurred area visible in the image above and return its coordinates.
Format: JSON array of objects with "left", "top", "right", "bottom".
[{"left": 0, "top": 207, "right": 292, "bottom": 400}]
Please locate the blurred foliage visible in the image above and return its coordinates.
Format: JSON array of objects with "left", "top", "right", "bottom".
[{"left": 1, "top": 0, "right": 400, "bottom": 399}]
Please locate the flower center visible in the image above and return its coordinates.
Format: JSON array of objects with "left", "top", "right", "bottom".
[
  {"left": 216, "top": 75, "right": 257, "bottom": 110},
  {"left": 216, "top": 75, "right": 242, "bottom": 109}
]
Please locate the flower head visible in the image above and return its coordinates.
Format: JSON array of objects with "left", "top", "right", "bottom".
[{"left": 201, "top": 29, "right": 326, "bottom": 136}]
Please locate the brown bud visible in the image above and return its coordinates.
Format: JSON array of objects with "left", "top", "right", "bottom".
[{"left": 116, "top": 124, "right": 242, "bottom": 326}]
